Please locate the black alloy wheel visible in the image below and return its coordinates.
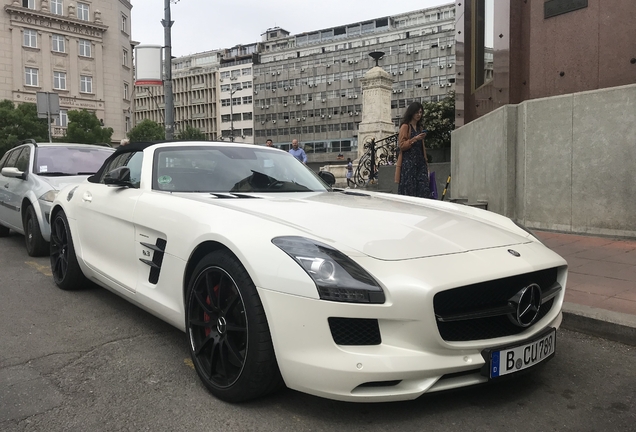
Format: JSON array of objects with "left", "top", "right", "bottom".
[
  {"left": 24, "top": 205, "right": 48, "bottom": 257},
  {"left": 50, "top": 211, "right": 87, "bottom": 291},
  {"left": 186, "top": 251, "right": 282, "bottom": 402}
]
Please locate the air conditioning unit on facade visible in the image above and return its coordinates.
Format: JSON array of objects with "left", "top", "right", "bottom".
[
  {"left": 272, "top": 88, "right": 276, "bottom": 92},
  {"left": 260, "top": 106, "right": 265, "bottom": 109},
  {"left": 266, "top": 105, "right": 269, "bottom": 108},
  {"left": 392, "top": 72, "right": 397, "bottom": 76},
  {"left": 328, "top": 115, "right": 332, "bottom": 118},
  {"left": 447, "top": 83, "right": 452, "bottom": 87},
  {"left": 272, "top": 120, "right": 276, "bottom": 124},
  {"left": 322, "top": 99, "right": 326, "bottom": 102},
  {"left": 283, "top": 103, "right": 287, "bottom": 107},
  {"left": 327, "top": 81, "right": 332, "bottom": 85},
  {"left": 399, "top": 71, "right": 403, "bottom": 75},
  {"left": 354, "top": 95, "right": 358, "bottom": 98},
  {"left": 254, "top": 90, "right": 258, "bottom": 94},
  {"left": 414, "top": 68, "right": 419, "bottom": 73},
  {"left": 261, "top": 121, "right": 265, "bottom": 124},
  {"left": 439, "top": 65, "right": 445, "bottom": 69},
  {"left": 354, "top": 60, "right": 358, "bottom": 63},
  {"left": 302, "top": 117, "right": 306, "bottom": 120},
  {"left": 297, "top": 102, "right": 301, "bottom": 105},
  {"left": 398, "top": 89, "right": 403, "bottom": 93},
  {"left": 349, "top": 112, "right": 353, "bottom": 116},
  {"left": 447, "top": 64, "right": 454, "bottom": 68},
  {"left": 321, "top": 115, "right": 325, "bottom": 118},
  {"left": 407, "top": 51, "right": 412, "bottom": 55},
  {"left": 439, "top": 84, "right": 445, "bottom": 88},
  {"left": 354, "top": 111, "right": 359, "bottom": 115},
  {"left": 296, "top": 118, "right": 301, "bottom": 121},
  {"left": 300, "top": 68, "right": 305, "bottom": 72},
  {"left": 348, "top": 78, "right": 353, "bottom": 82},
  {"left": 447, "top": 44, "right": 453, "bottom": 48},
  {"left": 424, "top": 86, "right": 430, "bottom": 90},
  {"left": 326, "top": 64, "right": 331, "bottom": 68},
  {"left": 285, "top": 119, "right": 288, "bottom": 122},
  {"left": 415, "top": 49, "right": 419, "bottom": 53},
  {"left": 271, "top": 72, "right": 276, "bottom": 76}
]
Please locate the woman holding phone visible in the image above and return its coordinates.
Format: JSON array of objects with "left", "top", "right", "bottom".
[{"left": 395, "top": 101, "right": 432, "bottom": 198}]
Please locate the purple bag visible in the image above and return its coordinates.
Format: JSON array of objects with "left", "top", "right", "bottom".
[{"left": 429, "top": 171, "right": 438, "bottom": 199}]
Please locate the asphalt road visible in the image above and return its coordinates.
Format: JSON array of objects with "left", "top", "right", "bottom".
[{"left": 1, "top": 233, "right": 634, "bottom": 432}]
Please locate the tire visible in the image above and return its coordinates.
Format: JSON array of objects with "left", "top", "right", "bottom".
[
  {"left": 24, "top": 205, "right": 48, "bottom": 257},
  {"left": 0, "top": 224, "right": 9, "bottom": 237},
  {"left": 185, "top": 251, "right": 283, "bottom": 403},
  {"left": 50, "top": 211, "right": 88, "bottom": 291}
]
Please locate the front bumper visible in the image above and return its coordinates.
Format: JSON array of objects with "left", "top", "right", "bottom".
[{"left": 258, "top": 242, "right": 567, "bottom": 402}]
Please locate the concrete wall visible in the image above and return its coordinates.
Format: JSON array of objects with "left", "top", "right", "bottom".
[{"left": 452, "top": 83, "right": 636, "bottom": 238}]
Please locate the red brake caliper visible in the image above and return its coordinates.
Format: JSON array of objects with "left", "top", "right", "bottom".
[{"left": 203, "top": 283, "right": 220, "bottom": 337}]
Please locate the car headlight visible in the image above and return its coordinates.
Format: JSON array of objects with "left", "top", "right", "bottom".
[
  {"left": 272, "top": 236, "right": 385, "bottom": 304},
  {"left": 39, "top": 190, "right": 59, "bottom": 202}
]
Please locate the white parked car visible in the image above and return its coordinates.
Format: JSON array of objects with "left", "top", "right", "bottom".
[
  {"left": 0, "top": 140, "right": 114, "bottom": 256},
  {"left": 49, "top": 141, "right": 567, "bottom": 403}
]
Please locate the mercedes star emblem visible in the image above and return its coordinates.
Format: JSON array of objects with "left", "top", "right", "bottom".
[
  {"left": 508, "top": 283, "right": 542, "bottom": 327},
  {"left": 508, "top": 249, "right": 521, "bottom": 257}
]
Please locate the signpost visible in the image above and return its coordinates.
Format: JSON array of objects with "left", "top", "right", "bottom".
[{"left": 36, "top": 92, "right": 60, "bottom": 143}]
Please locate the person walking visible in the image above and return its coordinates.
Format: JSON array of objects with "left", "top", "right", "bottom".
[
  {"left": 346, "top": 158, "right": 355, "bottom": 188},
  {"left": 289, "top": 139, "right": 307, "bottom": 164},
  {"left": 395, "top": 102, "right": 432, "bottom": 198},
  {"left": 265, "top": 139, "right": 274, "bottom": 147}
]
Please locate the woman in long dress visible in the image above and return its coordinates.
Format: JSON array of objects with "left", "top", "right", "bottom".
[{"left": 396, "top": 102, "right": 432, "bottom": 198}]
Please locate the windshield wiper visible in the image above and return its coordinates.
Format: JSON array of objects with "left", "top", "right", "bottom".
[{"left": 37, "top": 172, "right": 75, "bottom": 176}]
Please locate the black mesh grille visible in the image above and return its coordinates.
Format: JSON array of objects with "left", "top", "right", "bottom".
[
  {"left": 433, "top": 268, "right": 558, "bottom": 341},
  {"left": 328, "top": 317, "right": 381, "bottom": 345}
]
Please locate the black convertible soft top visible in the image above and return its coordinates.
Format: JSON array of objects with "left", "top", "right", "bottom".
[{"left": 87, "top": 141, "right": 164, "bottom": 183}]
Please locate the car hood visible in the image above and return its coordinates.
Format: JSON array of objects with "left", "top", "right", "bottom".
[
  {"left": 181, "top": 192, "right": 530, "bottom": 260},
  {"left": 38, "top": 175, "right": 89, "bottom": 191}
]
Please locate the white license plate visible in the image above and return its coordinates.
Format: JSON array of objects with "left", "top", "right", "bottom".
[{"left": 489, "top": 329, "right": 556, "bottom": 378}]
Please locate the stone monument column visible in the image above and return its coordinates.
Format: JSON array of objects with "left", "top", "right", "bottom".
[{"left": 357, "top": 66, "right": 395, "bottom": 160}]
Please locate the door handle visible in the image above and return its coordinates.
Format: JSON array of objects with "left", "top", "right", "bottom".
[{"left": 82, "top": 191, "right": 92, "bottom": 202}]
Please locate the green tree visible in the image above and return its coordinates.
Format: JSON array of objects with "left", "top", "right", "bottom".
[
  {"left": 422, "top": 92, "right": 455, "bottom": 149},
  {"left": 64, "top": 109, "right": 114, "bottom": 144},
  {"left": 176, "top": 125, "right": 206, "bottom": 141},
  {"left": 128, "top": 119, "right": 165, "bottom": 143},
  {"left": 0, "top": 100, "right": 49, "bottom": 158}
]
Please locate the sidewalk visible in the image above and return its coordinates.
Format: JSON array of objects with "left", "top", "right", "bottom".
[{"left": 534, "top": 230, "right": 636, "bottom": 345}]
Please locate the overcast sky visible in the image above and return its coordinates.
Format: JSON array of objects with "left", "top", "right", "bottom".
[{"left": 132, "top": 0, "right": 453, "bottom": 58}]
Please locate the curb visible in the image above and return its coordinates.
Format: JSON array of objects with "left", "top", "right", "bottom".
[{"left": 561, "top": 302, "right": 636, "bottom": 346}]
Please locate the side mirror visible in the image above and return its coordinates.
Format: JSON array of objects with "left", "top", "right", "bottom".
[
  {"left": 318, "top": 170, "right": 336, "bottom": 186},
  {"left": 1, "top": 167, "right": 26, "bottom": 179},
  {"left": 104, "top": 166, "right": 132, "bottom": 187}
]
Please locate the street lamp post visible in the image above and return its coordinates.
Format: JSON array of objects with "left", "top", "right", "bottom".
[{"left": 162, "top": 0, "right": 176, "bottom": 140}]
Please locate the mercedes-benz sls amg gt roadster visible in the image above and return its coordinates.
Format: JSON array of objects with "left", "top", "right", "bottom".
[{"left": 49, "top": 141, "right": 567, "bottom": 403}]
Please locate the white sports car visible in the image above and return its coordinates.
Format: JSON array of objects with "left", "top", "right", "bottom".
[{"left": 49, "top": 141, "right": 567, "bottom": 403}]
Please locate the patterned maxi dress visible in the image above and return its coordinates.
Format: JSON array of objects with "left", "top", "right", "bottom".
[{"left": 398, "top": 125, "right": 431, "bottom": 198}]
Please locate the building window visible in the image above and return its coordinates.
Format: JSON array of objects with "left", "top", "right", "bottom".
[
  {"left": 80, "top": 75, "right": 93, "bottom": 93},
  {"left": 221, "top": 114, "right": 231, "bottom": 122},
  {"left": 232, "top": 98, "right": 241, "bottom": 106},
  {"left": 123, "top": 83, "right": 129, "bottom": 100},
  {"left": 122, "top": 49, "right": 129, "bottom": 67},
  {"left": 52, "top": 34, "right": 65, "bottom": 52},
  {"left": 79, "top": 39, "right": 91, "bottom": 57},
  {"left": 241, "top": 67, "right": 252, "bottom": 76},
  {"left": 22, "top": 0, "right": 34, "bottom": 9},
  {"left": 243, "top": 128, "right": 253, "bottom": 136},
  {"left": 473, "top": 0, "right": 495, "bottom": 90},
  {"left": 125, "top": 115, "right": 130, "bottom": 132},
  {"left": 242, "top": 96, "right": 252, "bottom": 104},
  {"left": 55, "top": 109, "right": 68, "bottom": 127},
  {"left": 25, "top": 67, "right": 38, "bottom": 86},
  {"left": 23, "top": 29, "right": 37, "bottom": 48},
  {"left": 121, "top": 14, "right": 128, "bottom": 33},
  {"left": 242, "top": 112, "right": 252, "bottom": 121},
  {"left": 77, "top": 2, "right": 90, "bottom": 21},
  {"left": 50, "top": 0, "right": 63, "bottom": 15},
  {"left": 53, "top": 71, "right": 67, "bottom": 90},
  {"left": 221, "top": 99, "right": 231, "bottom": 107}
]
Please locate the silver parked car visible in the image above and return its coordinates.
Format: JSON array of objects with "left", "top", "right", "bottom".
[{"left": 0, "top": 140, "right": 114, "bottom": 256}]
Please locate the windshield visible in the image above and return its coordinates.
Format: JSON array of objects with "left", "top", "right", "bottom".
[
  {"left": 35, "top": 146, "right": 113, "bottom": 175},
  {"left": 153, "top": 146, "right": 329, "bottom": 193}
]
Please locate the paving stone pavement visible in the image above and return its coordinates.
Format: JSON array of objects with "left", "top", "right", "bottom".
[{"left": 535, "top": 230, "right": 636, "bottom": 346}]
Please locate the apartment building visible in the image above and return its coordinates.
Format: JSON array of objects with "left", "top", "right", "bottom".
[
  {"left": 1, "top": 0, "right": 134, "bottom": 143},
  {"left": 253, "top": 4, "right": 456, "bottom": 154}
]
